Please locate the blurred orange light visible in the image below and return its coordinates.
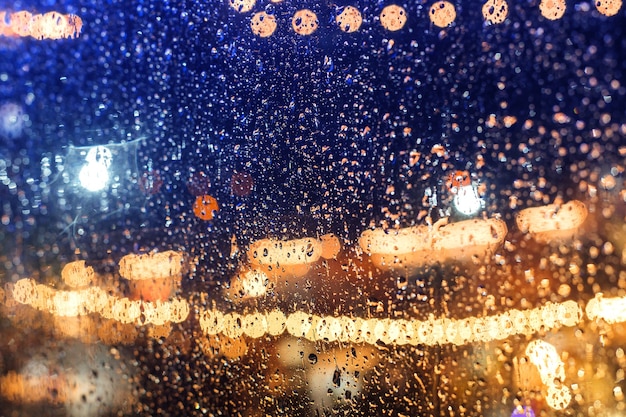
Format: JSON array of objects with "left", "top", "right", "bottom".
[{"left": 193, "top": 194, "right": 219, "bottom": 221}]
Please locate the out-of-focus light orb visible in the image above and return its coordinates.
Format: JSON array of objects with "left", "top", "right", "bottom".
[
  {"left": 78, "top": 163, "right": 108, "bottom": 191},
  {"left": 453, "top": 184, "right": 483, "bottom": 216},
  {"left": 193, "top": 194, "right": 219, "bottom": 221},
  {"left": 526, "top": 339, "right": 565, "bottom": 383},
  {"left": 248, "top": 236, "right": 324, "bottom": 278},
  {"left": 359, "top": 217, "right": 507, "bottom": 273},
  {"left": 336, "top": 6, "right": 363, "bottom": 33},
  {"left": 250, "top": 11, "right": 277, "bottom": 37},
  {"left": 447, "top": 171, "right": 483, "bottom": 215},
  {"left": 229, "top": 0, "right": 256, "bottom": 13},
  {"left": 30, "top": 11, "right": 82, "bottom": 40},
  {"left": 2, "top": 11, "right": 32, "bottom": 36},
  {"left": 0, "top": 102, "right": 26, "bottom": 139},
  {"left": 119, "top": 251, "right": 184, "bottom": 301},
  {"left": 238, "top": 269, "right": 269, "bottom": 298},
  {"left": 539, "top": 0, "right": 566, "bottom": 20},
  {"left": 246, "top": 235, "right": 340, "bottom": 279},
  {"left": 515, "top": 200, "right": 588, "bottom": 242},
  {"left": 482, "top": 0, "right": 509, "bottom": 24},
  {"left": 595, "top": 0, "right": 623, "bottom": 15},
  {"left": 586, "top": 293, "right": 626, "bottom": 324},
  {"left": 292, "top": 9, "right": 319, "bottom": 35},
  {"left": 119, "top": 251, "right": 184, "bottom": 280},
  {"left": 84, "top": 145, "right": 112, "bottom": 167},
  {"left": 78, "top": 145, "right": 112, "bottom": 192},
  {"left": 380, "top": 5, "right": 407, "bottom": 31},
  {"left": 64, "top": 139, "right": 143, "bottom": 197},
  {"left": 0, "top": 10, "right": 82, "bottom": 39},
  {"left": 546, "top": 383, "right": 573, "bottom": 410},
  {"left": 525, "top": 339, "right": 572, "bottom": 410},
  {"left": 61, "top": 261, "right": 94, "bottom": 288},
  {"left": 429, "top": 0, "right": 457, "bottom": 27}
]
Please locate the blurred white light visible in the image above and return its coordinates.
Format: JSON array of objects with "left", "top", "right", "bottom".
[
  {"left": 453, "top": 185, "right": 483, "bottom": 216},
  {"left": 78, "top": 146, "right": 112, "bottom": 192},
  {"left": 79, "top": 161, "right": 109, "bottom": 191},
  {"left": 84, "top": 145, "right": 112, "bottom": 167}
]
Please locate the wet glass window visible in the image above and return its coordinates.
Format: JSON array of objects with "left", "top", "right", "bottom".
[{"left": 0, "top": 1, "right": 625, "bottom": 416}]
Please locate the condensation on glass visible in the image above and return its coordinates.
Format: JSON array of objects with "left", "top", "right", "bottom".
[{"left": 0, "top": 0, "right": 625, "bottom": 416}]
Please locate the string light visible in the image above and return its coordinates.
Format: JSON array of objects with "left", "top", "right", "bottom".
[
  {"left": 247, "top": 234, "right": 340, "bottom": 278},
  {"left": 0, "top": 199, "right": 614, "bottom": 413},
  {"left": 0, "top": 10, "right": 82, "bottom": 40},
  {"left": 516, "top": 200, "right": 588, "bottom": 242},
  {"left": 359, "top": 217, "right": 508, "bottom": 271},
  {"left": 197, "top": 300, "right": 583, "bottom": 346},
  {"left": 10, "top": 277, "right": 189, "bottom": 325}
]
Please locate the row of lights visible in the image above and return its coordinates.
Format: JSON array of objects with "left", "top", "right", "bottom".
[{"left": 240, "top": 0, "right": 622, "bottom": 38}]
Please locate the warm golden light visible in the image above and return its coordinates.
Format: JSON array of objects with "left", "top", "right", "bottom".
[
  {"left": 594, "top": 0, "right": 622, "bottom": 16},
  {"left": 197, "top": 300, "right": 583, "bottom": 347},
  {"left": 482, "top": 0, "right": 509, "bottom": 24},
  {"left": 232, "top": 268, "right": 270, "bottom": 298},
  {"left": 292, "top": 9, "right": 319, "bottom": 36},
  {"left": 10, "top": 277, "right": 189, "bottom": 326},
  {"left": 359, "top": 217, "right": 507, "bottom": 271},
  {"left": 319, "top": 233, "right": 341, "bottom": 259},
  {"left": 526, "top": 340, "right": 572, "bottom": 410},
  {"left": 539, "top": 0, "right": 567, "bottom": 20},
  {"left": 1, "top": 208, "right": 622, "bottom": 413},
  {"left": 0, "top": 371, "right": 67, "bottom": 404},
  {"left": 516, "top": 200, "right": 588, "bottom": 242},
  {"left": 250, "top": 11, "right": 277, "bottom": 38},
  {"left": 0, "top": 10, "right": 82, "bottom": 40},
  {"left": 585, "top": 292, "right": 626, "bottom": 324},
  {"left": 119, "top": 250, "right": 184, "bottom": 280},
  {"left": 228, "top": 0, "right": 256, "bottom": 13},
  {"left": 380, "top": 5, "right": 407, "bottom": 31},
  {"left": 336, "top": 6, "right": 363, "bottom": 33},
  {"left": 6, "top": 225, "right": 616, "bottom": 352},
  {"left": 429, "top": 1, "right": 457, "bottom": 27},
  {"left": 118, "top": 251, "right": 184, "bottom": 301},
  {"left": 247, "top": 236, "right": 335, "bottom": 277},
  {"left": 61, "top": 260, "right": 94, "bottom": 288}
]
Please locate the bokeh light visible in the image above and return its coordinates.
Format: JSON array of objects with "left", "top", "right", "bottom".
[
  {"left": 1, "top": 0, "right": 625, "bottom": 416},
  {"left": 482, "top": 0, "right": 509, "bottom": 24},
  {"left": 0, "top": 102, "right": 26, "bottom": 139},
  {"left": 192, "top": 194, "right": 219, "bottom": 221},
  {"left": 380, "top": 5, "right": 407, "bottom": 31},
  {"left": 539, "top": 0, "right": 567, "bottom": 20},
  {"left": 429, "top": 1, "right": 458, "bottom": 27},
  {"left": 292, "top": 9, "right": 319, "bottom": 36},
  {"left": 250, "top": 11, "right": 277, "bottom": 38},
  {"left": 336, "top": 6, "right": 363, "bottom": 33},
  {"left": 0, "top": 10, "right": 82, "bottom": 40}
]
